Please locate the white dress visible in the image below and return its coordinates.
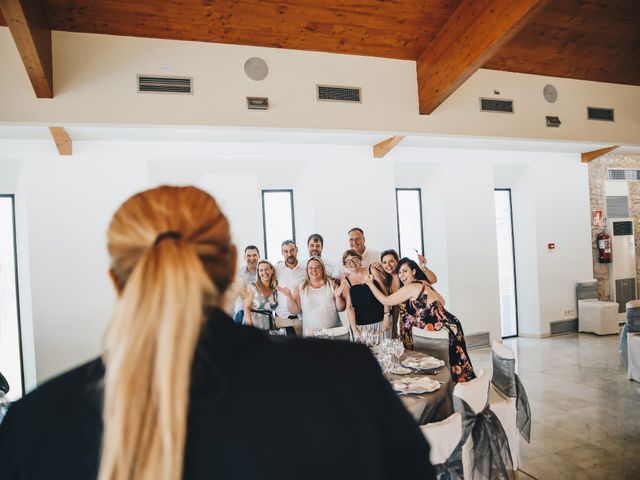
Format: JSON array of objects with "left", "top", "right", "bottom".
[{"left": 299, "top": 283, "right": 341, "bottom": 334}]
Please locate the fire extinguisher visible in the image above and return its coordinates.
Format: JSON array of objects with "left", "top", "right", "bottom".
[{"left": 596, "top": 230, "right": 612, "bottom": 263}]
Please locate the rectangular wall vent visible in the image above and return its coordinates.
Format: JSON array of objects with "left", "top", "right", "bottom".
[
  {"left": 247, "top": 97, "right": 269, "bottom": 110},
  {"left": 606, "top": 196, "right": 630, "bottom": 218},
  {"left": 615, "top": 278, "right": 637, "bottom": 313},
  {"left": 550, "top": 319, "right": 578, "bottom": 335},
  {"left": 608, "top": 169, "right": 640, "bottom": 181},
  {"left": 480, "top": 98, "right": 514, "bottom": 113},
  {"left": 613, "top": 220, "right": 633, "bottom": 236},
  {"left": 545, "top": 116, "right": 561, "bottom": 127},
  {"left": 587, "top": 106, "right": 614, "bottom": 121},
  {"left": 466, "top": 331, "right": 490, "bottom": 349},
  {"left": 137, "top": 75, "right": 193, "bottom": 94},
  {"left": 317, "top": 85, "right": 361, "bottom": 103}
]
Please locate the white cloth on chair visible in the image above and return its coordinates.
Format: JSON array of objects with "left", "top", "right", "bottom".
[
  {"left": 420, "top": 412, "right": 462, "bottom": 466},
  {"left": 578, "top": 299, "right": 620, "bottom": 335},
  {"left": 628, "top": 332, "right": 640, "bottom": 382},
  {"left": 327, "top": 325, "right": 349, "bottom": 341}
]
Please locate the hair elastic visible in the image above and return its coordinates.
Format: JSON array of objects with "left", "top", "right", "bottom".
[{"left": 154, "top": 230, "right": 182, "bottom": 246}]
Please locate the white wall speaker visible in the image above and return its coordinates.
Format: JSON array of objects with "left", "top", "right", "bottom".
[{"left": 244, "top": 57, "right": 269, "bottom": 81}]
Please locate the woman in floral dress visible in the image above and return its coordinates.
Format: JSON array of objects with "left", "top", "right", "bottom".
[{"left": 364, "top": 258, "right": 475, "bottom": 383}]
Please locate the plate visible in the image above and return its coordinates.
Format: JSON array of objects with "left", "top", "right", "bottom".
[
  {"left": 401, "top": 356, "right": 445, "bottom": 371},
  {"left": 389, "top": 366, "right": 412, "bottom": 375},
  {"left": 391, "top": 377, "right": 441, "bottom": 395}
]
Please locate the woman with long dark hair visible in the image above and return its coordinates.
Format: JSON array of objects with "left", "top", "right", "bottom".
[{"left": 365, "top": 257, "right": 475, "bottom": 383}]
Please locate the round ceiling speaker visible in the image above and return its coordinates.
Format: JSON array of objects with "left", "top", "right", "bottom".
[
  {"left": 543, "top": 84, "right": 558, "bottom": 103},
  {"left": 244, "top": 57, "right": 269, "bottom": 81}
]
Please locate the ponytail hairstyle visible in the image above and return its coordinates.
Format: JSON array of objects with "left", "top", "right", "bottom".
[{"left": 99, "top": 186, "right": 236, "bottom": 480}]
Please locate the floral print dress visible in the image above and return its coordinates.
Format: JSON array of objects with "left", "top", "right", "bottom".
[{"left": 399, "top": 282, "right": 476, "bottom": 383}]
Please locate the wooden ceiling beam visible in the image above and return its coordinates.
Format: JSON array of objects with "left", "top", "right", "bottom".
[
  {"left": 0, "top": 0, "right": 53, "bottom": 98},
  {"left": 581, "top": 145, "right": 619, "bottom": 163},
  {"left": 373, "top": 135, "right": 405, "bottom": 158},
  {"left": 49, "top": 127, "right": 72, "bottom": 155},
  {"left": 417, "top": 0, "right": 549, "bottom": 115}
]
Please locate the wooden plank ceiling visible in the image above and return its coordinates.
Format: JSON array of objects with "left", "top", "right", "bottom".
[{"left": 1, "top": 0, "right": 638, "bottom": 105}]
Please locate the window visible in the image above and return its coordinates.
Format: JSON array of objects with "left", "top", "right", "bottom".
[
  {"left": 395, "top": 188, "right": 424, "bottom": 259},
  {"left": 0, "top": 195, "right": 24, "bottom": 400},
  {"left": 494, "top": 189, "right": 518, "bottom": 338},
  {"left": 262, "top": 190, "right": 295, "bottom": 262}
]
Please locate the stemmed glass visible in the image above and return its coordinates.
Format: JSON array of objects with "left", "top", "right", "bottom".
[
  {"left": 370, "top": 332, "right": 381, "bottom": 349},
  {"left": 392, "top": 339, "right": 405, "bottom": 368}
]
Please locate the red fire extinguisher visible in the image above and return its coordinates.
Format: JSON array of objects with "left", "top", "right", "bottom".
[{"left": 596, "top": 230, "right": 612, "bottom": 263}]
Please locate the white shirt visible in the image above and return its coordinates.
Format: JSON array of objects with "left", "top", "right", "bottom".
[
  {"left": 300, "top": 283, "right": 341, "bottom": 333},
  {"left": 360, "top": 247, "right": 381, "bottom": 268},
  {"left": 233, "top": 265, "right": 258, "bottom": 314},
  {"left": 274, "top": 261, "right": 306, "bottom": 318}
]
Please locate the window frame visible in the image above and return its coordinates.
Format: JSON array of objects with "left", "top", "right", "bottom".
[
  {"left": 395, "top": 188, "right": 425, "bottom": 258},
  {"left": 261, "top": 189, "right": 296, "bottom": 260},
  {"left": 0, "top": 194, "right": 25, "bottom": 396},
  {"left": 494, "top": 188, "right": 519, "bottom": 338}
]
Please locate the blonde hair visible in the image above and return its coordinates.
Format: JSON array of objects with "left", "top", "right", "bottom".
[
  {"left": 99, "top": 186, "right": 236, "bottom": 480},
  {"left": 255, "top": 259, "right": 277, "bottom": 291},
  {"left": 301, "top": 256, "right": 329, "bottom": 292}
]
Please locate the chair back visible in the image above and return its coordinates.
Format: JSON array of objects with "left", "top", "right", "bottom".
[
  {"left": 491, "top": 341, "right": 517, "bottom": 398},
  {"left": 419, "top": 412, "right": 462, "bottom": 466},
  {"left": 413, "top": 327, "right": 450, "bottom": 367},
  {"left": 626, "top": 300, "right": 640, "bottom": 332},
  {"left": 328, "top": 325, "right": 350, "bottom": 341},
  {"left": 453, "top": 368, "right": 489, "bottom": 414},
  {"left": 576, "top": 280, "right": 598, "bottom": 301}
]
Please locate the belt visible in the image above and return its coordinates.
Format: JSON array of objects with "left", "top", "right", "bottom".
[{"left": 288, "top": 315, "right": 299, "bottom": 320}]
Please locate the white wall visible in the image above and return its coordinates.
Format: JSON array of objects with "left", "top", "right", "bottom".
[
  {"left": 0, "top": 135, "right": 593, "bottom": 384},
  {"left": 1, "top": 29, "right": 639, "bottom": 145}
]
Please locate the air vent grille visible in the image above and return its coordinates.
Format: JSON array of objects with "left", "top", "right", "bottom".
[
  {"left": 137, "top": 75, "right": 192, "bottom": 94},
  {"left": 550, "top": 319, "right": 578, "bottom": 335},
  {"left": 615, "top": 278, "right": 637, "bottom": 313},
  {"left": 587, "top": 106, "right": 614, "bottom": 121},
  {"left": 317, "top": 85, "right": 361, "bottom": 103},
  {"left": 480, "top": 98, "right": 514, "bottom": 113},
  {"left": 605, "top": 196, "right": 630, "bottom": 218},
  {"left": 613, "top": 221, "right": 633, "bottom": 236},
  {"left": 608, "top": 169, "right": 640, "bottom": 181}
]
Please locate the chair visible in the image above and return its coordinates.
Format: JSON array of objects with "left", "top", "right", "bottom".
[
  {"left": 419, "top": 413, "right": 463, "bottom": 479},
  {"left": 413, "top": 327, "right": 450, "bottom": 369},
  {"left": 618, "top": 301, "right": 640, "bottom": 367},
  {"left": 577, "top": 280, "right": 619, "bottom": 335},
  {"left": 628, "top": 332, "right": 640, "bottom": 382},
  {"left": 489, "top": 341, "right": 520, "bottom": 470},
  {"left": 328, "top": 325, "right": 350, "bottom": 341},
  {"left": 454, "top": 368, "right": 514, "bottom": 480}
]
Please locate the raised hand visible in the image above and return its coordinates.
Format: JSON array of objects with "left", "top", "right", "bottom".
[
  {"left": 241, "top": 287, "right": 254, "bottom": 309},
  {"left": 276, "top": 286, "right": 292, "bottom": 297}
]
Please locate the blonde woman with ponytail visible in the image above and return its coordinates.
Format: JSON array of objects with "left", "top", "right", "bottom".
[{"left": 0, "top": 186, "right": 435, "bottom": 480}]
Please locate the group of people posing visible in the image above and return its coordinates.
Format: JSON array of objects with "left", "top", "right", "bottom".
[{"left": 235, "top": 227, "right": 475, "bottom": 383}]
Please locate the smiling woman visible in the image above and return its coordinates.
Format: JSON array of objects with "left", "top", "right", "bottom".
[{"left": 0, "top": 195, "right": 23, "bottom": 402}]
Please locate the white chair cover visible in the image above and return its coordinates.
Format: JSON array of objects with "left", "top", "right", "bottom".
[
  {"left": 578, "top": 299, "right": 620, "bottom": 335},
  {"left": 489, "top": 341, "right": 519, "bottom": 469},
  {"left": 628, "top": 332, "right": 640, "bottom": 382},
  {"left": 328, "top": 325, "right": 349, "bottom": 341},
  {"left": 420, "top": 412, "right": 462, "bottom": 465}
]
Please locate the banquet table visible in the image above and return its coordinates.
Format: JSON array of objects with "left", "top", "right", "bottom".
[{"left": 390, "top": 351, "right": 454, "bottom": 425}]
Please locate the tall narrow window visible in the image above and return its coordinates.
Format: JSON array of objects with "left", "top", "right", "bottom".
[
  {"left": 495, "top": 189, "right": 518, "bottom": 338},
  {"left": 396, "top": 188, "right": 424, "bottom": 259},
  {"left": 262, "top": 190, "right": 295, "bottom": 262},
  {"left": 0, "top": 195, "right": 24, "bottom": 400}
]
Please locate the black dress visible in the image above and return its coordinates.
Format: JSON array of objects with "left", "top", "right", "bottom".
[{"left": 0, "top": 308, "right": 435, "bottom": 480}]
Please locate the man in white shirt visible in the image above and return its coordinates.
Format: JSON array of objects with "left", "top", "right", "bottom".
[
  {"left": 348, "top": 227, "right": 380, "bottom": 268},
  {"left": 274, "top": 239, "right": 306, "bottom": 320},
  {"left": 305, "top": 233, "right": 338, "bottom": 279},
  {"left": 233, "top": 245, "right": 260, "bottom": 323}
]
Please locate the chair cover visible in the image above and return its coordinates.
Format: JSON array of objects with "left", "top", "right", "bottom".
[
  {"left": 578, "top": 299, "right": 619, "bottom": 335},
  {"left": 328, "top": 325, "right": 350, "bottom": 341},
  {"left": 628, "top": 332, "right": 640, "bottom": 382},
  {"left": 454, "top": 369, "right": 515, "bottom": 480},
  {"left": 413, "top": 327, "right": 450, "bottom": 368},
  {"left": 420, "top": 413, "right": 463, "bottom": 480},
  {"left": 625, "top": 301, "right": 640, "bottom": 332}
]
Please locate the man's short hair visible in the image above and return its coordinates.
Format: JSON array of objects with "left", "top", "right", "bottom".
[
  {"left": 307, "top": 233, "right": 324, "bottom": 245},
  {"left": 244, "top": 245, "right": 260, "bottom": 255},
  {"left": 348, "top": 227, "right": 364, "bottom": 236},
  {"left": 281, "top": 239, "right": 296, "bottom": 248}
]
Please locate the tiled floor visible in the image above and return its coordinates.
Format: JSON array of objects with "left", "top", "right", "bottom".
[{"left": 471, "top": 333, "right": 640, "bottom": 480}]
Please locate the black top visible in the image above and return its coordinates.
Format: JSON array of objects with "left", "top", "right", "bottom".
[
  {"left": 347, "top": 275, "right": 385, "bottom": 326},
  {"left": 0, "top": 308, "right": 434, "bottom": 480}
]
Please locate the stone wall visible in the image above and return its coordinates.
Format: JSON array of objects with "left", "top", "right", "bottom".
[{"left": 588, "top": 154, "right": 640, "bottom": 300}]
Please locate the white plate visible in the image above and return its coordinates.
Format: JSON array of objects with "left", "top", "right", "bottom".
[
  {"left": 392, "top": 377, "right": 441, "bottom": 394},
  {"left": 389, "top": 366, "right": 412, "bottom": 375},
  {"left": 401, "top": 356, "right": 445, "bottom": 370}
]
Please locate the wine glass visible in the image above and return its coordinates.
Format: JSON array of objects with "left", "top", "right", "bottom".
[
  {"left": 370, "top": 332, "right": 381, "bottom": 349},
  {"left": 393, "top": 339, "right": 405, "bottom": 368}
]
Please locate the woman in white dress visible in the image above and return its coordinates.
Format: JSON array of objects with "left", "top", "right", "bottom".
[
  {"left": 278, "top": 257, "right": 347, "bottom": 335},
  {"left": 243, "top": 260, "right": 278, "bottom": 330}
]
